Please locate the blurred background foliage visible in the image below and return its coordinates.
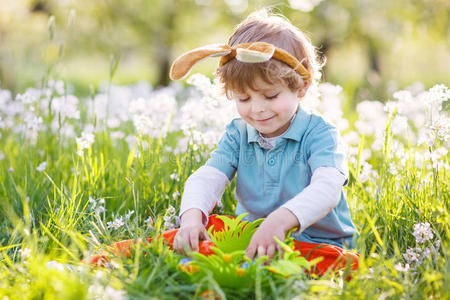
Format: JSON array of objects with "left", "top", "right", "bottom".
[{"left": 0, "top": 0, "right": 449, "bottom": 102}]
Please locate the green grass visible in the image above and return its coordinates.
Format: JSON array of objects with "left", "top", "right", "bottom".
[{"left": 0, "top": 86, "right": 448, "bottom": 299}]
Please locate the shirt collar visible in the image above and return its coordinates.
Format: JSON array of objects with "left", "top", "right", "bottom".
[{"left": 247, "top": 107, "right": 309, "bottom": 144}]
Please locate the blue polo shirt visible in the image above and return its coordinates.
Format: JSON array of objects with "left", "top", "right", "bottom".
[{"left": 206, "top": 107, "right": 359, "bottom": 248}]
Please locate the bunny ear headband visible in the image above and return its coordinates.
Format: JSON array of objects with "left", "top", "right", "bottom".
[{"left": 169, "top": 42, "right": 311, "bottom": 81}]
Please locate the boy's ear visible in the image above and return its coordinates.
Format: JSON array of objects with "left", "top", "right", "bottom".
[
  {"left": 170, "top": 44, "right": 231, "bottom": 80},
  {"left": 297, "top": 80, "right": 311, "bottom": 98}
]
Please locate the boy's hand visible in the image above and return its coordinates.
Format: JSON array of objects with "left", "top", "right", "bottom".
[
  {"left": 245, "top": 208, "right": 299, "bottom": 263},
  {"left": 173, "top": 209, "right": 211, "bottom": 255}
]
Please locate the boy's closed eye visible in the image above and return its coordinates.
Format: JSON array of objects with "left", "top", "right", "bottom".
[
  {"left": 236, "top": 92, "right": 280, "bottom": 102},
  {"left": 238, "top": 96, "right": 250, "bottom": 102},
  {"left": 265, "top": 93, "right": 279, "bottom": 100}
]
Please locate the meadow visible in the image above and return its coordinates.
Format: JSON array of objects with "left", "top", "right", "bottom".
[{"left": 0, "top": 67, "right": 448, "bottom": 299}]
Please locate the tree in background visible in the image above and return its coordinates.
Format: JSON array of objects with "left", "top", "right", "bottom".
[
  {"left": 0, "top": 0, "right": 448, "bottom": 99},
  {"left": 285, "top": 0, "right": 450, "bottom": 101}
]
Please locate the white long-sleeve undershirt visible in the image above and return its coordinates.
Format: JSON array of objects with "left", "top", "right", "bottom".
[
  {"left": 281, "top": 167, "right": 346, "bottom": 232},
  {"left": 179, "top": 165, "right": 347, "bottom": 231}
]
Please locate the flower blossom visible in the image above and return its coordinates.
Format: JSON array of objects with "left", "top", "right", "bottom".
[
  {"left": 88, "top": 283, "right": 126, "bottom": 300},
  {"left": 144, "top": 216, "right": 154, "bottom": 229},
  {"left": 76, "top": 131, "right": 95, "bottom": 150},
  {"left": 46, "top": 260, "right": 66, "bottom": 272},
  {"left": 107, "top": 217, "right": 124, "bottom": 230},
  {"left": 19, "top": 247, "right": 32, "bottom": 263},
  {"left": 170, "top": 173, "right": 180, "bottom": 181},
  {"left": 413, "top": 222, "right": 434, "bottom": 243},
  {"left": 403, "top": 247, "right": 421, "bottom": 264},
  {"left": 24, "top": 114, "right": 43, "bottom": 131},
  {"left": 394, "top": 262, "right": 410, "bottom": 272},
  {"left": 163, "top": 205, "right": 179, "bottom": 230},
  {"left": 36, "top": 161, "right": 47, "bottom": 172},
  {"left": 289, "top": 0, "right": 324, "bottom": 12},
  {"left": 172, "top": 191, "right": 180, "bottom": 200}
]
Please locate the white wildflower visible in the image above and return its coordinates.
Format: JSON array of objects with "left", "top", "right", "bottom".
[
  {"left": 125, "top": 210, "right": 134, "bottom": 220},
  {"left": 144, "top": 216, "right": 154, "bottom": 228},
  {"left": 76, "top": 130, "right": 95, "bottom": 150},
  {"left": 388, "top": 163, "right": 397, "bottom": 176},
  {"left": 167, "top": 205, "right": 176, "bottom": 215},
  {"left": 107, "top": 217, "right": 124, "bottom": 230},
  {"left": 133, "top": 115, "right": 153, "bottom": 134},
  {"left": 429, "top": 117, "right": 449, "bottom": 141},
  {"left": 110, "top": 131, "right": 125, "bottom": 139},
  {"left": 95, "top": 206, "right": 105, "bottom": 215},
  {"left": 163, "top": 205, "right": 179, "bottom": 230},
  {"left": 355, "top": 100, "right": 386, "bottom": 136},
  {"left": 19, "top": 248, "right": 31, "bottom": 263},
  {"left": 394, "top": 262, "right": 410, "bottom": 272},
  {"left": 425, "top": 84, "right": 450, "bottom": 109},
  {"left": 172, "top": 191, "right": 180, "bottom": 200},
  {"left": 104, "top": 286, "right": 126, "bottom": 300},
  {"left": 51, "top": 95, "right": 80, "bottom": 120},
  {"left": 87, "top": 283, "right": 104, "bottom": 299},
  {"left": 163, "top": 219, "right": 176, "bottom": 230},
  {"left": 170, "top": 173, "right": 180, "bottom": 181},
  {"left": 289, "top": 0, "right": 324, "bottom": 12},
  {"left": 24, "top": 114, "right": 43, "bottom": 131},
  {"left": 413, "top": 222, "right": 434, "bottom": 243},
  {"left": 95, "top": 270, "right": 105, "bottom": 279},
  {"left": 130, "top": 92, "right": 177, "bottom": 137},
  {"left": 16, "top": 91, "right": 38, "bottom": 104},
  {"left": 418, "top": 130, "right": 436, "bottom": 147},
  {"left": 36, "top": 161, "right": 47, "bottom": 172},
  {"left": 107, "top": 118, "right": 121, "bottom": 128},
  {"left": 175, "top": 74, "right": 238, "bottom": 149},
  {"left": 89, "top": 196, "right": 97, "bottom": 208},
  {"left": 48, "top": 80, "right": 66, "bottom": 95},
  {"left": 403, "top": 247, "right": 420, "bottom": 264},
  {"left": 359, "top": 162, "right": 373, "bottom": 183},
  {"left": 46, "top": 260, "right": 65, "bottom": 272}
]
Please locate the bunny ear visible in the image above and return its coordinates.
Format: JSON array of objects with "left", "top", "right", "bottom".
[
  {"left": 235, "top": 42, "right": 275, "bottom": 63},
  {"left": 170, "top": 44, "right": 231, "bottom": 80}
]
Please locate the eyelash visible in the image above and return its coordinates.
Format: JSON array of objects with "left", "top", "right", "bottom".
[
  {"left": 265, "top": 93, "right": 279, "bottom": 100},
  {"left": 239, "top": 93, "right": 279, "bottom": 102}
]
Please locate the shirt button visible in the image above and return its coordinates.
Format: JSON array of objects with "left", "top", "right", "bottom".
[{"left": 268, "top": 158, "right": 275, "bottom": 166}]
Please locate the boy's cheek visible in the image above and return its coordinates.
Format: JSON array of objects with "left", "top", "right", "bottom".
[{"left": 235, "top": 104, "right": 249, "bottom": 118}]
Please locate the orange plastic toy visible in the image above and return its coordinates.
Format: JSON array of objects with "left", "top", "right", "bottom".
[{"left": 83, "top": 215, "right": 359, "bottom": 277}]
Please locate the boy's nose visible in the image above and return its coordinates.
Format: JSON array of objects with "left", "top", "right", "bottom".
[{"left": 251, "top": 100, "right": 266, "bottom": 113}]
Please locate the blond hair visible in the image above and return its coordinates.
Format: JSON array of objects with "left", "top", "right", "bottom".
[{"left": 216, "top": 9, "right": 323, "bottom": 97}]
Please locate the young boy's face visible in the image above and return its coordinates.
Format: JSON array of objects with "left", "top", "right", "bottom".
[{"left": 232, "top": 78, "right": 300, "bottom": 138}]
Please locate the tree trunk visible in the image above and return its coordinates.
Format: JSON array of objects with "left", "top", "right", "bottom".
[{"left": 155, "top": 0, "right": 175, "bottom": 87}]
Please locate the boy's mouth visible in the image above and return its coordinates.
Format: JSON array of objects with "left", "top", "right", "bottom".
[{"left": 255, "top": 116, "right": 275, "bottom": 122}]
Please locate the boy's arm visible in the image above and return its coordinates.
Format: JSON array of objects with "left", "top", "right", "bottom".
[
  {"left": 174, "top": 208, "right": 209, "bottom": 254},
  {"left": 246, "top": 167, "right": 345, "bottom": 260},
  {"left": 179, "top": 165, "right": 230, "bottom": 224},
  {"left": 174, "top": 165, "right": 229, "bottom": 254},
  {"left": 245, "top": 207, "right": 298, "bottom": 261},
  {"left": 281, "top": 166, "right": 346, "bottom": 232}
]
